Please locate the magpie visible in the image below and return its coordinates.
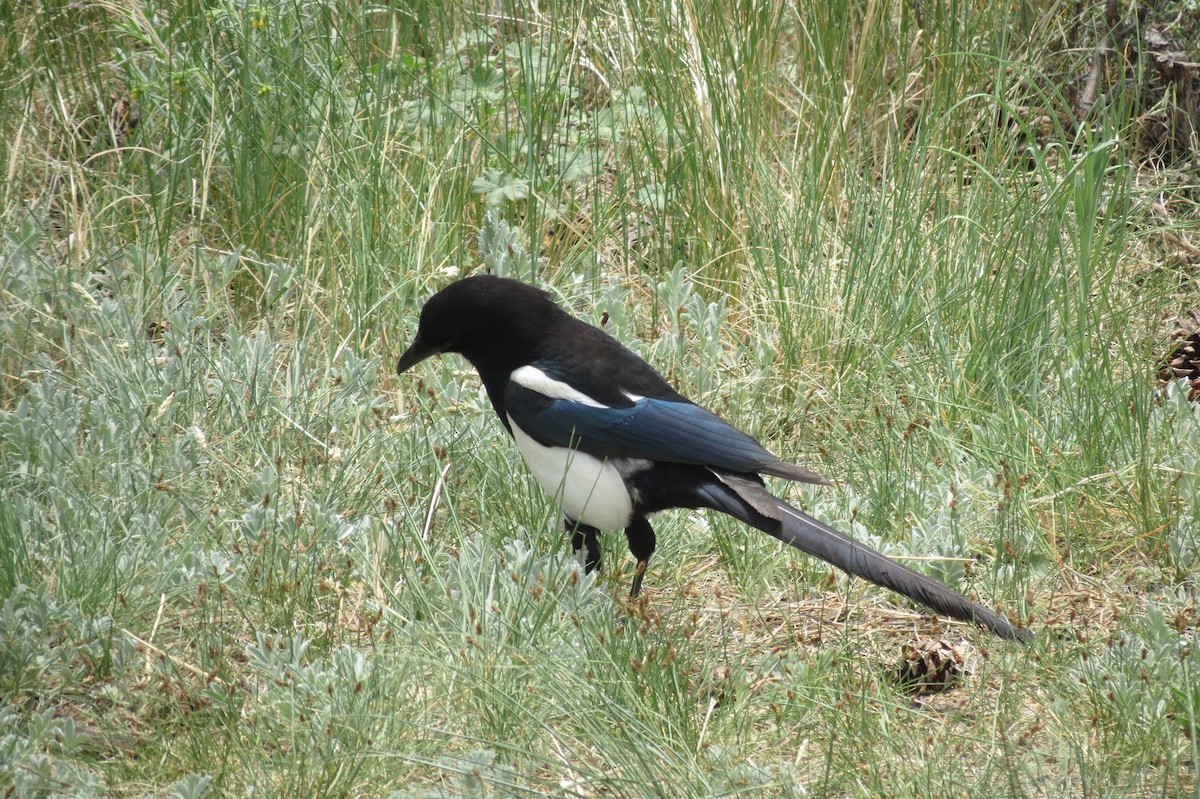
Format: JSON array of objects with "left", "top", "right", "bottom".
[{"left": 397, "top": 275, "right": 1028, "bottom": 641}]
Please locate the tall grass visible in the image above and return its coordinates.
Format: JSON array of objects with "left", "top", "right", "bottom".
[{"left": 1, "top": 1, "right": 1198, "bottom": 796}]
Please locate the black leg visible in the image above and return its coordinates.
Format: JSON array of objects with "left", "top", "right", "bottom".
[
  {"left": 623, "top": 516, "right": 657, "bottom": 598},
  {"left": 565, "top": 517, "right": 602, "bottom": 574}
]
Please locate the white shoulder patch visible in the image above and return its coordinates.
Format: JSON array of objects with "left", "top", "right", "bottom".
[{"left": 511, "top": 365, "right": 604, "bottom": 408}]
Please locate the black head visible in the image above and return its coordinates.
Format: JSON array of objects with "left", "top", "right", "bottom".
[{"left": 396, "top": 275, "right": 562, "bottom": 375}]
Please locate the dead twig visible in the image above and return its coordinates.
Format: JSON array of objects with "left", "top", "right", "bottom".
[{"left": 421, "top": 460, "right": 453, "bottom": 542}]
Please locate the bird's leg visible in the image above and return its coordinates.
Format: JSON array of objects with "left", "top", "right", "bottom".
[
  {"left": 630, "top": 560, "right": 647, "bottom": 599},
  {"left": 566, "top": 517, "right": 602, "bottom": 574},
  {"left": 624, "top": 517, "right": 657, "bottom": 598}
]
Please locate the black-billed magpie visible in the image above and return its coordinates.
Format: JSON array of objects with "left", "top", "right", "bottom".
[{"left": 397, "top": 275, "right": 1028, "bottom": 641}]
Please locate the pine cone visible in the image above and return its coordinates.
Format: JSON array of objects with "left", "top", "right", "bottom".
[{"left": 1160, "top": 310, "right": 1200, "bottom": 401}]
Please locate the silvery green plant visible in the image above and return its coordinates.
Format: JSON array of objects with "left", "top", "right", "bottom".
[
  {"left": 0, "top": 704, "right": 103, "bottom": 798},
  {"left": 393, "top": 534, "right": 604, "bottom": 650},
  {"left": 387, "top": 747, "right": 524, "bottom": 799},
  {"left": 241, "top": 636, "right": 387, "bottom": 794},
  {"left": 1157, "top": 380, "right": 1200, "bottom": 579},
  {"left": 477, "top": 209, "right": 540, "bottom": 280},
  {"left": 1073, "top": 603, "right": 1198, "bottom": 744},
  {"left": 166, "top": 773, "right": 215, "bottom": 799}
]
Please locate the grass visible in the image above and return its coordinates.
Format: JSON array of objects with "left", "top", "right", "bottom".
[{"left": 2, "top": 0, "right": 1199, "bottom": 796}]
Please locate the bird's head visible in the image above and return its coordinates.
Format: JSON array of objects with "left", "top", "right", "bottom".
[{"left": 397, "top": 275, "right": 557, "bottom": 375}]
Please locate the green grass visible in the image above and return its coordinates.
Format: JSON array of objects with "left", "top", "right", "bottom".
[{"left": 2, "top": 0, "right": 1199, "bottom": 796}]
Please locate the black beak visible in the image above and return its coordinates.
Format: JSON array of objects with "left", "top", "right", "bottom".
[{"left": 396, "top": 334, "right": 443, "bottom": 374}]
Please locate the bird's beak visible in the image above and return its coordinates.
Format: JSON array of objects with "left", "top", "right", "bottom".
[{"left": 396, "top": 334, "right": 443, "bottom": 374}]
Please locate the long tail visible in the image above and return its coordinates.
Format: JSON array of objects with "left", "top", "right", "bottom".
[{"left": 707, "top": 473, "right": 1030, "bottom": 642}]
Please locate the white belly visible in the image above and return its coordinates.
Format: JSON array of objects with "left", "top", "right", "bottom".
[{"left": 508, "top": 417, "right": 638, "bottom": 531}]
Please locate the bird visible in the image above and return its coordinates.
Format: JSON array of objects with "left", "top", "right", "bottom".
[{"left": 397, "top": 275, "right": 1029, "bottom": 641}]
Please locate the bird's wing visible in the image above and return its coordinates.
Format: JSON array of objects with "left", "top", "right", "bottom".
[{"left": 503, "top": 375, "right": 825, "bottom": 483}]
